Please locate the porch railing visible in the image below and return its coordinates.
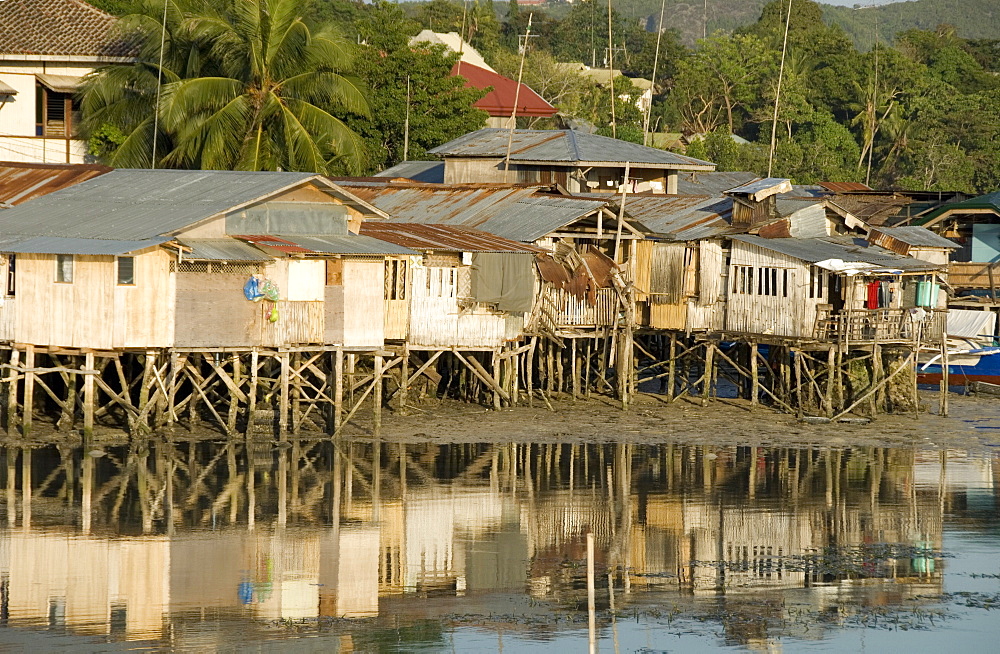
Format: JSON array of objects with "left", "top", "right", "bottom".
[
  {"left": 547, "top": 287, "right": 620, "bottom": 327},
  {"left": 814, "top": 308, "right": 946, "bottom": 344}
]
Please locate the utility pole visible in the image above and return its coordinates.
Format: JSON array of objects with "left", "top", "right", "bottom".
[{"left": 504, "top": 13, "right": 533, "bottom": 182}]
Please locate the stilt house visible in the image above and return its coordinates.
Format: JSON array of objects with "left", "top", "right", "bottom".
[{"left": 0, "top": 170, "right": 414, "bottom": 351}]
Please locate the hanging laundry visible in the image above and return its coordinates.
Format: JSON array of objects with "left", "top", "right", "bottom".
[
  {"left": 867, "top": 280, "right": 880, "bottom": 309},
  {"left": 877, "top": 281, "right": 889, "bottom": 308}
]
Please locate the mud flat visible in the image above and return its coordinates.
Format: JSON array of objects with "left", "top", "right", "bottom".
[{"left": 376, "top": 390, "right": 1000, "bottom": 451}]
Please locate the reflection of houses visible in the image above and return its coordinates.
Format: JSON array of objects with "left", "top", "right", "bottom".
[{"left": 0, "top": 0, "right": 132, "bottom": 164}]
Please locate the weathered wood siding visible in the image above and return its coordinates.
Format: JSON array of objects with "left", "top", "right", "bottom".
[
  {"left": 16, "top": 250, "right": 173, "bottom": 349},
  {"left": 408, "top": 266, "right": 510, "bottom": 348},
  {"left": 326, "top": 259, "right": 384, "bottom": 348},
  {"left": 725, "top": 241, "right": 815, "bottom": 338},
  {"left": 689, "top": 240, "right": 725, "bottom": 332},
  {"left": 174, "top": 271, "right": 258, "bottom": 348}
]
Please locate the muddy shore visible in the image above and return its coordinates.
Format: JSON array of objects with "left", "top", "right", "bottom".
[{"left": 8, "top": 389, "right": 1000, "bottom": 451}]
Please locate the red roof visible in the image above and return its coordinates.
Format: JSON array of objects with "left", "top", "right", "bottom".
[{"left": 451, "top": 62, "right": 557, "bottom": 118}]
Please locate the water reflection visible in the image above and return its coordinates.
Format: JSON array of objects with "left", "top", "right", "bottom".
[{"left": 0, "top": 438, "right": 996, "bottom": 650}]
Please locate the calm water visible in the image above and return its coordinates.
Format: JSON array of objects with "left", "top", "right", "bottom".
[{"left": 0, "top": 438, "right": 997, "bottom": 652}]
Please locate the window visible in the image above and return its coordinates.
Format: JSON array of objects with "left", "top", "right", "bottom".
[
  {"left": 35, "top": 86, "right": 75, "bottom": 137},
  {"left": 384, "top": 259, "right": 406, "bottom": 300},
  {"left": 732, "top": 265, "right": 789, "bottom": 297},
  {"left": 5, "top": 254, "right": 14, "bottom": 297},
  {"left": 117, "top": 256, "right": 135, "bottom": 285},
  {"left": 808, "top": 266, "right": 828, "bottom": 300},
  {"left": 55, "top": 254, "right": 73, "bottom": 283}
]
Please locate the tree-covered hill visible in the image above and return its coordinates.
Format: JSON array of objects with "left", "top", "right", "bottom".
[{"left": 823, "top": 0, "right": 1000, "bottom": 50}]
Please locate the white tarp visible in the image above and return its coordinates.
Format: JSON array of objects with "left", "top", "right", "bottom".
[
  {"left": 946, "top": 308, "right": 997, "bottom": 339},
  {"left": 813, "top": 258, "right": 878, "bottom": 275}
]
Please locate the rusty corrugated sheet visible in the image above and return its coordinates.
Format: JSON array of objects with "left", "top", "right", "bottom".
[
  {"left": 234, "top": 234, "right": 312, "bottom": 254},
  {"left": 866, "top": 230, "right": 909, "bottom": 255},
  {"left": 358, "top": 222, "right": 545, "bottom": 253},
  {"left": 819, "top": 181, "right": 872, "bottom": 193},
  {"left": 595, "top": 194, "right": 734, "bottom": 240},
  {"left": 0, "top": 162, "right": 111, "bottom": 207}
]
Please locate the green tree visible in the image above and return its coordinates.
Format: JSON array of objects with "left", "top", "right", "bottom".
[
  {"left": 82, "top": 0, "right": 369, "bottom": 173},
  {"left": 348, "top": 43, "right": 487, "bottom": 173}
]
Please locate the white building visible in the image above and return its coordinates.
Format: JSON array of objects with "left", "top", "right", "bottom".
[{"left": 0, "top": 0, "right": 131, "bottom": 164}]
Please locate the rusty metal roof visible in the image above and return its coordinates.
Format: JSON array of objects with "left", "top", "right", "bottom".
[
  {"left": 359, "top": 223, "right": 545, "bottom": 253},
  {"left": 733, "top": 235, "right": 941, "bottom": 272},
  {"left": 339, "top": 182, "right": 609, "bottom": 242},
  {"left": 868, "top": 226, "right": 958, "bottom": 249},
  {"left": 591, "top": 194, "right": 734, "bottom": 241},
  {"left": 819, "top": 181, "right": 872, "bottom": 193},
  {"left": 0, "top": 162, "right": 111, "bottom": 208}
]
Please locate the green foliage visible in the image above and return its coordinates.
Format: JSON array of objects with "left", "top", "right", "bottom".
[
  {"left": 82, "top": 0, "right": 369, "bottom": 173},
  {"left": 823, "top": 0, "right": 1000, "bottom": 50},
  {"left": 345, "top": 44, "right": 488, "bottom": 174},
  {"left": 87, "top": 124, "right": 126, "bottom": 159}
]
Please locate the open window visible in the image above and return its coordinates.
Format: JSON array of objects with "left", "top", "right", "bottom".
[
  {"left": 117, "top": 256, "right": 135, "bottom": 285},
  {"left": 35, "top": 75, "right": 80, "bottom": 137},
  {"left": 55, "top": 254, "right": 73, "bottom": 283}
]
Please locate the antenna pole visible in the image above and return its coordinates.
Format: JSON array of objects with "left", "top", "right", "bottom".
[
  {"left": 767, "top": 0, "right": 792, "bottom": 177},
  {"left": 504, "top": 13, "right": 533, "bottom": 183},
  {"left": 403, "top": 76, "right": 411, "bottom": 161},
  {"left": 151, "top": 0, "right": 169, "bottom": 169},
  {"left": 643, "top": 0, "right": 667, "bottom": 147},
  {"left": 867, "top": 7, "right": 878, "bottom": 186},
  {"left": 607, "top": 0, "right": 616, "bottom": 139}
]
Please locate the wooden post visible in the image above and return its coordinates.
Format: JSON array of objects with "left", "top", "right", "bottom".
[
  {"left": 526, "top": 338, "right": 535, "bottom": 407},
  {"left": 83, "top": 351, "right": 95, "bottom": 440},
  {"left": 290, "top": 352, "right": 301, "bottom": 435},
  {"left": 334, "top": 347, "right": 344, "bottom": 432},
  {"left": 793, "top": 349, "right": 803, "bottom": 418},
  {"left": 667, "top": 334, "right": 677, "bottom": 400},
  {"left": 750, "top": 342, "right": 759, "bottom": 409},
  {"left": 872, "top": 343, "right": 883, "bottom": 416},
  {"left": 491, "top": 349, "right": 501, "bottom": 410},
  {"left": 701, "top": 342, "right": 714, "bottom": 407},
  {"left": 556, "top": 344, "right": 565, "bottom": 397},
  {"left": 247, "top": 349, "right": 258, "bottom": 436},
  {"left": 227, "top": 353, "right": 240, "bottom": 436},
  {"left": 136, "top": 350, "right": 154, "bottom": 435},
  {"left": 167, "top": 351, "right": 180, "bottom": 426},
  {"left": 584, "top": 339, "right": 592, "bottom": 398},
  {"left": 22, "top": 345, "right": 34, "bottom": 437},
  {"left": 6, "top": 347, "right": 18, "bottom": 434},
  {"left": 939, "top": 334, "right": 949, "bottom": 417},
  {"left": 825, "top": 346, "right": 836, "bottom": 418},
  {"left": 277, "top": 351, "right": 290, "bottom": 437},
  {"left": 587, "top": 531, "right": 596, "bottom": 654},
  {"left": 399, "top": 344, "right": 410, "bottom": 416},
  {"left": 571, "top": 338, "right": 579, "bottom": 401},
  {"left": 373, "top": 354, "right": 383, "bottom": 438}
]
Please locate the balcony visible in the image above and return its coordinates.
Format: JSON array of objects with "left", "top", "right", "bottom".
[{"left": 814, "top": 307, "right": 946, "bottom": 345}]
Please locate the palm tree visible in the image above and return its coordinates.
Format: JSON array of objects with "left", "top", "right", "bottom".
[{"left": 81, "top": 0, "right": 369, "bottom": 173}]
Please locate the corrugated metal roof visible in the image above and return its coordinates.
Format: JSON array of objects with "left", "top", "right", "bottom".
[
  {"left": 0, "top": 162, "right": 112, "bottom": 207},
  {"left": 732, "top": 235, "right": 941, "bottom": 272},
  {"left": 3, "top": 236, "right": 169, "bottom": 255},
  {"left": 597, "top": 194, "right": 733, "bottom": 241},
  {"left": 676, "top": 171, "right": 757, "bottom": 196},
  {"left": 279, "top": 235, "right": 416, "bottom": 256},
  {"left": 374, "top": 161, "right": 445, "bottom": 183},
  {"left": 869, "top": 226, "right": 958, "bottom": 249},
  {"left": 176, "top": 238, "right": 272, "bottom": 261},
  {"left": 725, "top": 178, "right": 793, "bottom": 200},
  {"left": 340, "top": 183, "right": 607, "bottom": 242},
  {"left": 819, "top": 181, "right": 872, "bottom": 193},
  {"left": 429, "top": 129, "right": 716, "bottom": 170},
  {"left": 0, "top": 169, "right": 355, "bottom": 240},
  {"left": 776, "top": 198, "right": 824, "bottom": 217},
  {"left": 359, "top": 223, "right": 545, "bottom": 253}
]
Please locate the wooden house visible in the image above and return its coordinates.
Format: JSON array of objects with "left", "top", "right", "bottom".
[
  {"left": 358, "top": 222, "right": 545, "bottom": 349},
  {"left": 918, "top": 191, "right": 1000, "bottom": 294},
  {"left": 0, "top": 169, "right": 414, "bottom": 351},
  {"left": 0, "top": 0, "right": 132, "bottom": 164},
  {"left": 427, "top": 128, "right": 716, "bottom": 194}
]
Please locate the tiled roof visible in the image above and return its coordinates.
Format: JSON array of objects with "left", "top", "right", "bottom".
[{"left": 0, "top": 0, "right": 131, "bottom": 58}]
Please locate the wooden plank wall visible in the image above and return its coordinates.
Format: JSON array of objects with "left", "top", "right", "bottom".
[
  {"left": 341, "top": 260, "right": 385, "bottom": 348},
  {"left": 175, "top": 271, "right": 258, "bottom": 348},
  {"left": 690, "top": 240, "right": 725, "bottom": 332},
  {"left": 647, "top": 242, "right": 689, "bottom": 330},
  {"left": 725, "top": 242, "right": 814, "bottom": 338},
  {"left": 408, "top": 266, "right": 509, "bottom": 348},
  {"left": 16, "top": 250, "right": 173, "bottom": 349}
]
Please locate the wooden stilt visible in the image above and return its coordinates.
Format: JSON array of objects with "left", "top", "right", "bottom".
[
  {"left": 247, "top": 349, "right": 259, "bottom": 436},
  {"left": 227, "top": 354, "right": 240, "bottom": 435},
  {"left": 5, "top": 347, "right": 18, "bottom": 434},
  {"left": 22, "top": 345, "right": 34, "bottom": 437},
  {"left": 793, "top": 349, "right": 803, "bottom": 418},
  {"left": 701, "top": 342, "right": 714, "bottom": 407},
  {"left": 939, "top": 335, "right": 949, "bottom": 417},
  {"left": 373, "top": 354, "right": 383, "bottom": 438},
  {"left": 168, "top": 351, "right": 180, "bottom": 426},
  {"left": 825, "top": 346, "right": 836, "bottom": 418},
  {"left": 83, "top": 351, "right": 95, "bottom": 440},
  {"left": 667, "top": 334, "right": 677, "bottom": 400},
  {"left": 526, "top": 337, "right": 535, "bottom": 407},
  {"left": 399, "top": 344, "right": 410, "bottom": 416},
  {"left": 491, "top": 349, "right": 501, "bottom": 410},
  {"left": 278, "top": 351, "right": 290, "bottom": 437},
  {"left": 136, "top": 350, "right": 154, "bottom": 435},
  {"left": 334, "top": 347, "right": 343, "bottom": 432},
  {"left": 750, "top": 342, "right": 758, "bottom": 409},
  {"left": 571, "top": 339, "right": 579, "bottom": 401},
  {"left": 584, "top": 339, "right": 592, "bottom": 398}
]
